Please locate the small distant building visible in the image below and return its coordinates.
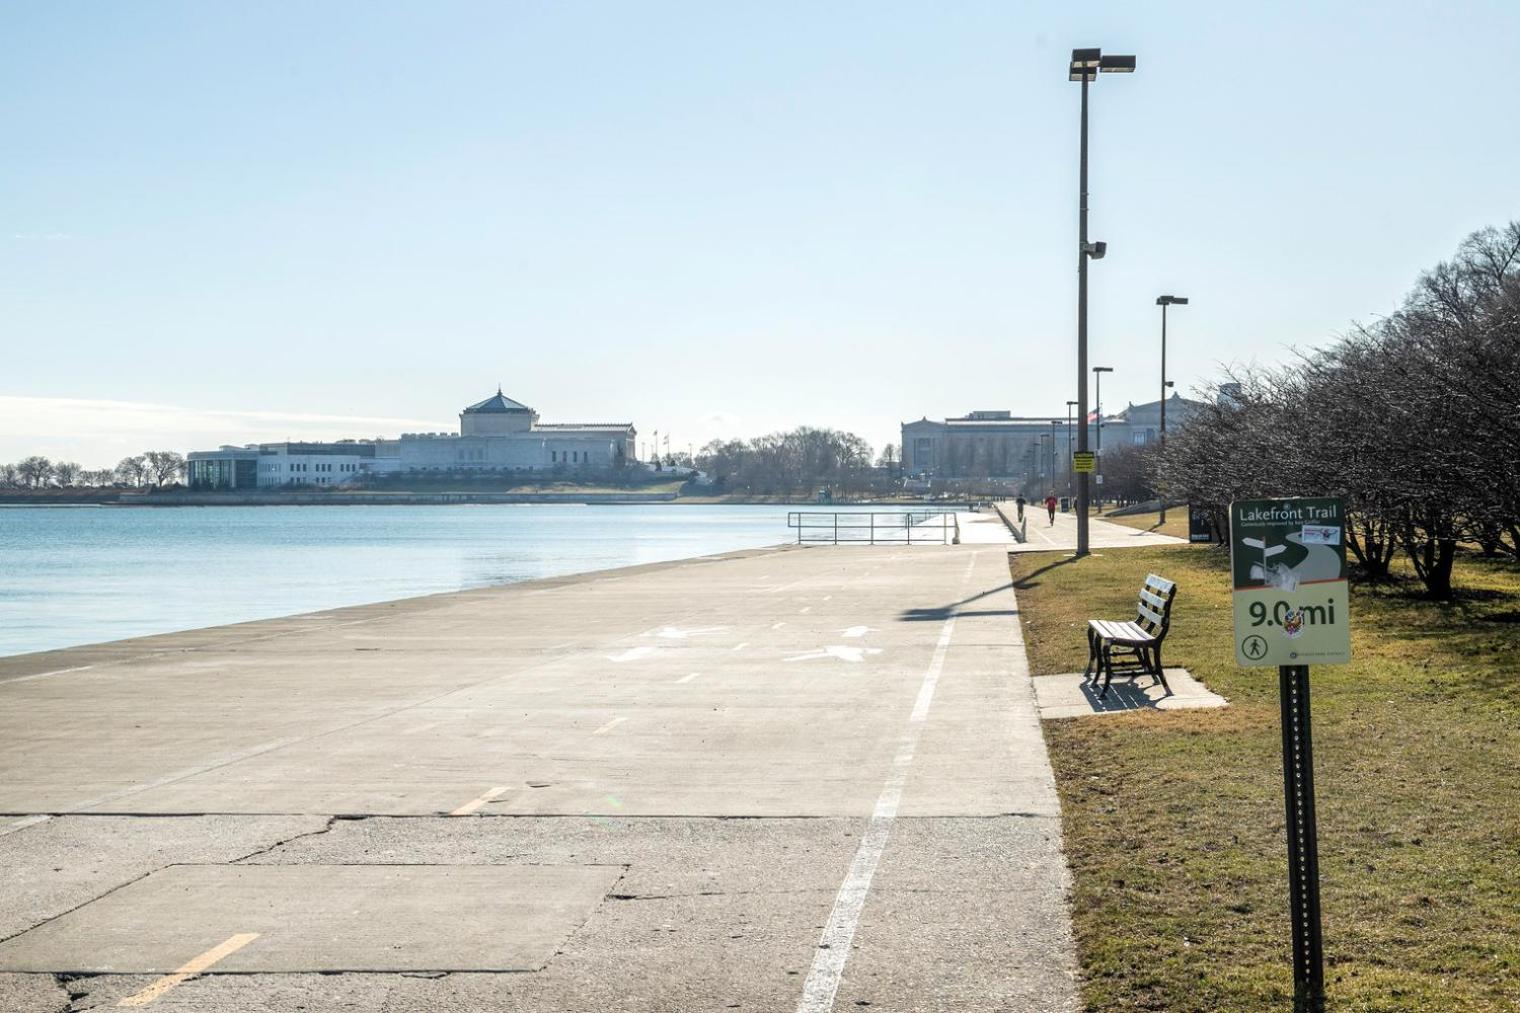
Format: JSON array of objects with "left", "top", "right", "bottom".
[
  {"left": 187, "top": 389, "right": 638, "bottom": 489},
  {"left": 901, "top": 395, "right": 1203, "bottom": 481}
]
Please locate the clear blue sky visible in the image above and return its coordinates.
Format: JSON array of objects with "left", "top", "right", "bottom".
[{"left": 4, "top": 1, "right": 1518, "bottom": 467}]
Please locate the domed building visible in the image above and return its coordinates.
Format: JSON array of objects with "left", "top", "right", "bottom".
[{"left": 187, "top": 389, "right": 637, "bottom": 488}]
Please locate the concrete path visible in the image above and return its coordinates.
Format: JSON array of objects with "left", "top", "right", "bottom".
[
  {"left": 1012, "top": 509, "right": 1184, "bottom": 553},
  {"left": 953, "top": 509, "right": 1020, "bottom": 544},
  {"left": 0, "top": 544, "right": 1079, "bottom": 1012}
]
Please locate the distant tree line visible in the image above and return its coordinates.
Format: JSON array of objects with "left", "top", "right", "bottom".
[
  {"left": 697, "top": 427, "right": 884, "bottom": 496},
  {"left": 1160, "top": 222, "right": 1520, "bottom": 599},
  {"left": 0, "top": 451, "right": 186, "bottom": 490}
]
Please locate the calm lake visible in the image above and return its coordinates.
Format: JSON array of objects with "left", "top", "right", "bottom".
[{"left": 0, "top": 504, "right": 809, "bottom": 658}]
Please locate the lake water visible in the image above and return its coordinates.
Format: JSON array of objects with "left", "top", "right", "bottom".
[{"left": 0, "top": 504, "right": 814, "bottom": 658}]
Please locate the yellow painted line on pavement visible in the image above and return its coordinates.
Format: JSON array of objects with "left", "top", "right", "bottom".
[
  {"left": 117, "top": 933, "right": 259, "bottom": 1006},
  {"left": 450, "top": 785, "right": 509, "bottom": 816}
]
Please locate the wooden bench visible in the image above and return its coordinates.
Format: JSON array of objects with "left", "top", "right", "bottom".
[{"left": 1084, "top": 574, "right": 1177, "bottom": 699}]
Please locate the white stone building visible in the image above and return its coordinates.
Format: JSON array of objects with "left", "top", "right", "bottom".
[{"left": 187, "top": 390, "right": 637, "bottom": 489}]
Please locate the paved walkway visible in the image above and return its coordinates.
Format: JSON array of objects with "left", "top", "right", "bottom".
[
  {"left": 0, "top": 544, "right": 1079, "bottom": 1012},
  {"left": 1012, "top": 509, "right": 1185, "bottom": 553}
]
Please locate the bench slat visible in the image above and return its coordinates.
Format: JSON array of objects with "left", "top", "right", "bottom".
[
  {"left": 1144, "top": 574, "right": 1175, "bottom": 595},
  {"left": 1139, "top": 588, "right": 1170, "bottom": 610},
  {"left": 1137, "top": 604, "right": 1167, "bottom": 628}
]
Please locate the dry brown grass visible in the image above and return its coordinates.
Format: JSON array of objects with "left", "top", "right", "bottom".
[
  {"left": 1009, "top": 543, "right": 1520, "bottom": 1011},
  {"left": 1101, "top": 507, "right": 1191, "bottom": 540}
]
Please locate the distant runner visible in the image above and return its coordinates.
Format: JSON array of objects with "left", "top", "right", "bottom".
[
  {"left": 1045, "top": 493, "right": 1059, "bottom": 525},
  {"left": 1014, "top": 495, "right": 1027, "bottom": 523}
]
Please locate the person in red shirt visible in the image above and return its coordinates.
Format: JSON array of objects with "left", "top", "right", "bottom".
[{"left": 1044, "top": 493, "right": 1059, "bottom": 525}]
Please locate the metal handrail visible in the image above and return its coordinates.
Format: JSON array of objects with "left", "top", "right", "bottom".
[{"left": 785, "top": 509, "right": 958, "bottom": 545}]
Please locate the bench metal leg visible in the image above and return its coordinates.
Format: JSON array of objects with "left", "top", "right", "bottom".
[
  {"left": 1152, "top": 644, "right": 1169, "bottom": 691},
  {"left": 1099, "top": 642, "right": 1115, "bottom": 699},
  {"left": 1083, "top": 628, "right": 1099, "bottom": 681}
]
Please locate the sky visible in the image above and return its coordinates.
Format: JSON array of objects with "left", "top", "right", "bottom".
[{"left": 4, "top": 1, "right": 1519, "bottom": 468}]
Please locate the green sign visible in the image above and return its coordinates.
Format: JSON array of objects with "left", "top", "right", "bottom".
[
  {"left": 1229, "top": 497, "right": 1351, "bottom": 667},
  {"left": 1072, "top": 451, "right": 1096, "bottom": 473}
]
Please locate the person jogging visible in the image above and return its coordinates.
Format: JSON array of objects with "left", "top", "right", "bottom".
[
  {"left": 1014, "top": 495, "right": 1027, "bottom": 523},
  {"left": 1044, "top": 492, "right": 1059, "bottom": 525}
]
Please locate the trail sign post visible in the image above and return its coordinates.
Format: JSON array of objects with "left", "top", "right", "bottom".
[
  {"left": 1187, "top": 504, "right": 1214, "bottom": 543},
  {"left": 1230, "top": 497, "right": 1351, "bottom": 1013}
]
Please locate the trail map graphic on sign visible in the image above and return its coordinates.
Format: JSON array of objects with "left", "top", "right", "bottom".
[{"left": 1229, "top": 497, "right": 1352, "bottom": 667}]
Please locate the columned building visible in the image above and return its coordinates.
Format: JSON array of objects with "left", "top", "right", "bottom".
[
  {"left": 901, "top": 395, "right": 1202, "bottom": 482},
  {"left": 188, "top": 389, "right": 638, "bottom": 489}
]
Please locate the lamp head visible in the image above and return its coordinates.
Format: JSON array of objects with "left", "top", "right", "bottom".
[
  {"left": 1093, "top": 366, "right": 1114, "bottom": 374},
  {"left": 1156, "top": 294, "right": 1190, "bottom": 306},
  {"left": 1083, "top": 240, "right": 1107, "bottom": 260}
]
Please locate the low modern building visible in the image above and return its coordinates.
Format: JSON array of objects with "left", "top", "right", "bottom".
[
  {"left": 900, "top": 394, "right": 1203, "bottom": 482},
  {"left": 187, "top": 390, "right": 638, "bottom": 489}
]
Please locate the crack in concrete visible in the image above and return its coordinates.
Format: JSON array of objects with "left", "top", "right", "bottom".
[
  {"left": 229, "top": 816, "right": 341, "bottom": 864},
  {"left": 52, "top": 971, "right": 96, "bottom": 1012}
]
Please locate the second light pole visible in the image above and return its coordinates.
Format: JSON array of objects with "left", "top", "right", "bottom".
[
  {"left": 1155, "top": 294, "right": 1188, "bottom": 524},
  {"left": 1093, "top": 365, "right": 1113, "bottom": 509}
]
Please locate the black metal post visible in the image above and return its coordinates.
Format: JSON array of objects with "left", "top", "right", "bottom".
[
  {"left": 1279, "top": 664, "right": 1326, "bottom": 1013},
  {"left": 1159, "top": 301, "right": 1168, "bottom": 524},
  {"left": 1075, "top": 73, "right": 1091, "bottom": 556}
]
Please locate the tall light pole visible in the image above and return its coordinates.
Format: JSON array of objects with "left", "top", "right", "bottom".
[
  {"left": 1065, "top": 400, "right": 1078, "bottom": 497},
  {"left": 1050, "top": 420, "right": 1060, "bottom": 492},
  {"left": 1155, "top": 295, "right": 1188, "bottom": 524},
  {"left": 1071, "top": 47, "right": 1135, "bottom": 555},
  {"left": 1093, "top": 366, "right": 1113, "bottom": 509}
]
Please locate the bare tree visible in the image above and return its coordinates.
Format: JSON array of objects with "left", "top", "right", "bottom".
[
  {"left": 142, "top": 450, "right": 186, "bottom": 487},
  {"left": 1159, "top": 220, "right": 1520, "bottom": 599},
  {"left": 0, "top": 463, "right": 19, "bottom": 487},
  {"left": 16, "top": 456, "right": 54, "bottom": 488},
  {"left": 115, "top": 455, "right": 149, "bottom": 487},
  {"left": 52, "top": 461, "right": 84, "bottom": 486}
]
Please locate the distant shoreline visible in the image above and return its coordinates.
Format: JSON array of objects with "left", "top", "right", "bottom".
[{"left": 0, "top": 490, "right": 959, "bottom": 508}]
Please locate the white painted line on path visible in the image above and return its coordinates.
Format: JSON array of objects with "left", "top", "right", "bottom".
[
  {"left": 732, "top": 643, "right": 749, "bottom": 652},
  {"left": 771, "top": 622, "right": 786, "bottom": 630},
  {"left": 450, "top": 785, "right": 509, "bottom": 816},
  {"left": 838, "top": 626, "right": 874, "bottom": 639},
  {"left": 785, "top": 646, "right": 883, "bottom": 663},
  {"left": 796, "top": 616, "right": 957, "bottom": 1013},
  {"left": 0, "top": 814, "right": 52, "bottom": 837},
  {"left": 675, "top": 672, "right": 700, "bottom": 684},
  {"left": 592, "top": 716, "right": 627, "bottom": 735},
  {"left": 117, "top": 932, "right": 260, "bottom": 1007},
  {"left": 608, "top": 646, "right": 656, "bottom": 663},
  {"left": 799, "top": 606, "right": 812, "bottom": 614}
]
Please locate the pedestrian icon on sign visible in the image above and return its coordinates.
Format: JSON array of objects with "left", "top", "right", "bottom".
[{"left": 1242, "top": 635, "right": 1268, "bottom": 661}]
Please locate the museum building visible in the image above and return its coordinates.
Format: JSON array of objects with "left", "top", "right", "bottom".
[{"left": 187, "top": 390, "right": 638, "bottom": 489}]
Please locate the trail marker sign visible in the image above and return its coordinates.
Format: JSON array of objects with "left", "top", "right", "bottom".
[
  {"left": 1072, "top": 451, "right": 1096, "bottom": 473},
  {"left": 1229, "top": 497, "right": 1351, "bottom": 667},
  {"left": 1230, "top": 496, "right": 1351, "bottom": 1013}
]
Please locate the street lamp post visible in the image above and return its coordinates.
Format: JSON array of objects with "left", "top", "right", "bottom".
[
  {"left": 1093, "top": 365, "right": 1113, "bottom": 507},
  {"left": 1065, "top": 400, "right": 1078, "bottom": 497},
  {"left": 1155, "top": 295, "right": 1188, "bottom": 524},
  {"left": 1050, "top": 420, "right": 1060, "bottom": 492},
  {"left": 1070, "top": 47, "right": 1135, "bottom": 556}
]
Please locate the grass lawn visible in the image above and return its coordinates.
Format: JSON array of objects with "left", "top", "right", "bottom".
[
  {"left": 1101, "top": 507, "right": 1191, "bottom": 540},
  {"left": 1008, "top": 543, "right": 1520, "bottom": 1012}
]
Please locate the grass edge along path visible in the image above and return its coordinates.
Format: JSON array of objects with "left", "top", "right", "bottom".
[{"left": 1009, "top": 542, "right": 1519, "bottom": 1012}]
